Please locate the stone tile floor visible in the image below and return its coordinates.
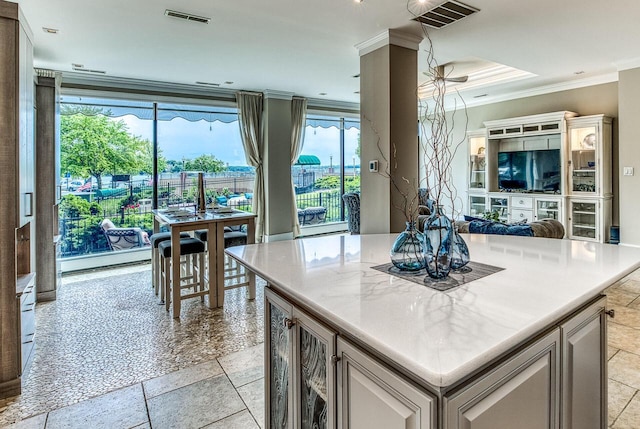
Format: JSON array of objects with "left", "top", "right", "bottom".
[
  {"left": 0, "top": 263, "right": 265, "bottom": 428},
  {"left": 2, "top": 263, "right": 640, "bottom": 427}
]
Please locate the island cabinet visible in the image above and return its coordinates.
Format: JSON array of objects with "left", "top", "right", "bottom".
[{"left": 265, "top": 285, "right": 608, "bottom": 429}]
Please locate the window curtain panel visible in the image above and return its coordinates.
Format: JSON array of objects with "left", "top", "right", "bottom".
[
  {"left": 236, "top": 91, "right": 265, "bottom": 243},
  {"left": 290, "top": 97, "right": 307, "bottom": 237}
]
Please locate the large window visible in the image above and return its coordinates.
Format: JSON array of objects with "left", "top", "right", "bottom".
[
  {"left": 293, "top": 114, "right": 360, "bottom": 224},
  {"left": 58, "top": 95, "right": 249, "bottom": 258}
]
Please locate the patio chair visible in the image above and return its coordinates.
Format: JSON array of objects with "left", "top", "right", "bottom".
[
  {"left": 342, "top": 193, "right": 360, "bottom": 234},
  {"left": 100, "top": 219, "right": 150, "bottom": 251}
]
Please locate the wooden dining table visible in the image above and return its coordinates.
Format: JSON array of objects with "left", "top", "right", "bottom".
[{"left": 152, "top": 207, "right": 256, "bottom": 317}]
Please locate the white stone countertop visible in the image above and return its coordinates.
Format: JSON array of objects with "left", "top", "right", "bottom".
[{"left": 226, "top": 233, "right": 640, "bottom": 388}]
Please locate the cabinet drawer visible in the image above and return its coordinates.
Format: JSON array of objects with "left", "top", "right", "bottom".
[
  {"left": 511, "top": 209, "right": 533, "bottom": 222},
  {"left": 511, "top": 197, "right": 533, "bottom": 209}
]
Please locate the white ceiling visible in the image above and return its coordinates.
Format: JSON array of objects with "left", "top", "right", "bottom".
[{"left": 16, "top": 0, "right": 640, "bottom": 106}]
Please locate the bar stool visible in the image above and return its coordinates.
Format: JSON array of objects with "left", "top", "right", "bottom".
[
  {"left": 150, "top": 231, "right": 190, "bottom": 298},
  {"left": 158, "top": 237, "right": 207, "bottom": 316},
  {"left": 194, "top": 226, "right": 252, "bottom": 297}
]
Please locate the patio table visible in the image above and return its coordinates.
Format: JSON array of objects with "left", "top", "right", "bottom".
[{"left": 152, "top": 207, "right": 256, "bottom": 317}]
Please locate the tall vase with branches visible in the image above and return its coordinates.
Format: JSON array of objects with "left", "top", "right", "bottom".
[{"left": 412, "top": 3, "right": 470, "bottom": 278}]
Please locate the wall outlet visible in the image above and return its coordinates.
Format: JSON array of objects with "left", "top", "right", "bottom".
[
  {"left": 369, "top": 160, "right": 378, "bottom": 172},
  {"left": 624, "top": 166, "right": 634, "bottom": 176}
]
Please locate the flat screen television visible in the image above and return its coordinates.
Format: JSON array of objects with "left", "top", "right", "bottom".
[{"left": 498, "top": 149, "right": 561, "bottom": 192}]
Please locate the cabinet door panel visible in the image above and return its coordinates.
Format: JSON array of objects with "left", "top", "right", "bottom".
[
  {"left": 460, "top": 355, "right": 553, "bottom": 429},
  {"left": 338, "top": 338, "right": 434, "bottom": 429},
  {"left": 445, "top": 329, "right": 559, "bottom": 429},
  {"left": 296, "top": 310, "right": 336, "bottom": 429},
  {"left": 266, "top": 288, "right": 294, "bottom": 429},
  {"left": 561, "top": 296, "right": 606, "bottom": 429}
]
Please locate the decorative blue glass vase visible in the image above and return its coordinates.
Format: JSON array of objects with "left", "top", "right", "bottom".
[
  {"left": 450, "top": 226, "right": 470, "bottom": 270},
  {"left": 424, "top": 205, "right": 454, "bottom": 279},
  {"left": 390, "top": 221, "right": 426, "bottom": 271}
]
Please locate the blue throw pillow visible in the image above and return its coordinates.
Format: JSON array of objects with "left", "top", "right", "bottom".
[
  {"left": 468, "top": 220, "right": 533, "bottom": 237},
  {"left": 464, "top": 215, "right": 487, "bottom": 222}
]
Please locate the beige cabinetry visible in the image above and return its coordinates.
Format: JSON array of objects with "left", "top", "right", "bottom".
[
  {"left": 337, "top": 337, "right": 435, "bottom": 429},
  {"left": 0, "top": 1, "right": 35, "bottom": 399},
  {"left": 17, "top": 273, "right": 36, "bottom": 373},
  {"left": 35, "top": 72, "right": 61, "bottom": 301}
]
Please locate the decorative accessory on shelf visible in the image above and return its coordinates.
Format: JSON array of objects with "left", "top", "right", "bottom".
[
  {"left": 390, "top": 221, "right": 426, "bottom": 271},
  {"left": 424, "top": 205, "right": 454, "bottom": 279}
]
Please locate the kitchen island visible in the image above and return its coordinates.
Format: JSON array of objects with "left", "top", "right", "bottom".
[{"left": 226, "top": 233, "right": 640, "bottom": 429}]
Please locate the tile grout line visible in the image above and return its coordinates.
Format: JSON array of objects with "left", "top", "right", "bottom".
[
  {"left": 141, "top": 382, "right": 153, "bottom": 429},
  {"left": 215, "top": 356, "right": 262, "bottom": 428},
  {"left": 611, "top": 389, "right": 639, "bottom": 427}
]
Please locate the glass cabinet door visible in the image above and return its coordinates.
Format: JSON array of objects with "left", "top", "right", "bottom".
[
  {"left": 536, "top": 199, "right": 560, "bottom": 220},
  {"left": 296, "top": 311, "right": 336, "bottom": 429},
  {"left": 469, "top": 195, "right": 486, "bottom": 217},
  {"left": 570, "top": 125, "right": 597, "bottom": 194},
  {"left": 266, "top": 289, "right": 294, "bottom": 429},
  {"left": 489, "top": 197, "right": 508, "bottom": 222},
  {"left": 570, "top": 200, "right": 597, "bottom": 240},
  {"left": 468, "top": 132, "right": 486, "bottom": 190}
]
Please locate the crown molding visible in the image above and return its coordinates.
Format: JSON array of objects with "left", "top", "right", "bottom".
[
  {"left": 615, "top": 57, "right": 640, "bottom": 71},
  {"left": 456, "top": 72, "right": 619, "bottom": 110},
  {"left": 355, "top": 29, "right": 423, "bottom": 57}
]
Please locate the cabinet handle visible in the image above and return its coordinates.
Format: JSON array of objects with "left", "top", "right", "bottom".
[
  {"left": 330, "top": 355, "right": 341, "bottom": 365},
  {"left": 605, "top": 309, "right": 615, "bottom": 318},
  {"left": 283, "top": 318, "right": 296, "bottom": 329}
]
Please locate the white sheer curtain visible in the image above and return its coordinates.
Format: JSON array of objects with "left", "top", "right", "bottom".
[
  {"left": 290, "top": 97, "right": 307, "bottom": 237},
  {"left": 236, "top": 91, "right": 265, "bottom": 242}
]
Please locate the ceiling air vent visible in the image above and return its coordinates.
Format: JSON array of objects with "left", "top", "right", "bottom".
[
  {"left": 413, "top": 0, "right": 479, "bottom": 29},
  {"left": 165, "top": 9, "right": 211, "bottom": 24}
]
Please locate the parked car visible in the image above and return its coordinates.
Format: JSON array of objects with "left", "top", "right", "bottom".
[
  {"left": 77, "top": 182, "right": 96, "bottom": 192},
  {"left": 67, "top": 180, "right": 84, "bottom": 191}
]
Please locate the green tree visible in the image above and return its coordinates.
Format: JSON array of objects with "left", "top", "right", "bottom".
[
  {"left": 184, "top": 154, "right": 226, "bottom": 173},
  {"left": 61, "top": 106, "right": 155, "bottom": 188}
]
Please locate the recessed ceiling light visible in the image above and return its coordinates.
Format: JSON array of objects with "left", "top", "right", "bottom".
[
  {"left": 223, "top": 81, "right": 234, "bottom": 85},
  {"left": 352, "top": 74, "right": 360, "bottom": 78},
  {"left": 574, "top": 71, "right": 585, "bottom": 75},
  {"left": 195, "top": 81, "right": 220, "bottom": 87},
  {"left": 319, "top": 92, "right": 327, "bottom": 96},
  {"left": 72, "top": 63, "right": 84, "bottom": 69},
  {"left": 42, "top": 27, "right": 59, "bottom": 34},
  {"left": 354, "top": 91, "right": 360, "bottom": 94},
  {"left": 354, "top": 0, "right": 363, "bottom": 3},
  {"left": 473, "top": 94, "right": 488, "bottom": 98}
]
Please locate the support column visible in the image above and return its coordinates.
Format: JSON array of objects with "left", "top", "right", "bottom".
[
  {"left": 263, "top": 90, "right": 295, "bottom": 242},
  {"left": 357, "top": 29, "right": 422, "bottom": 234}
]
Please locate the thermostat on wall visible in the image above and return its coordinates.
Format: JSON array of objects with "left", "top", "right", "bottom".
[{"left": 369, "top": 160, "right": 378, "bottom": 172}]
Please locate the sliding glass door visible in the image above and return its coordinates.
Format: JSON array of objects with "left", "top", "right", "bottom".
[{"left": 293, "top": 114, "right": 360, "bottom": 225}]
